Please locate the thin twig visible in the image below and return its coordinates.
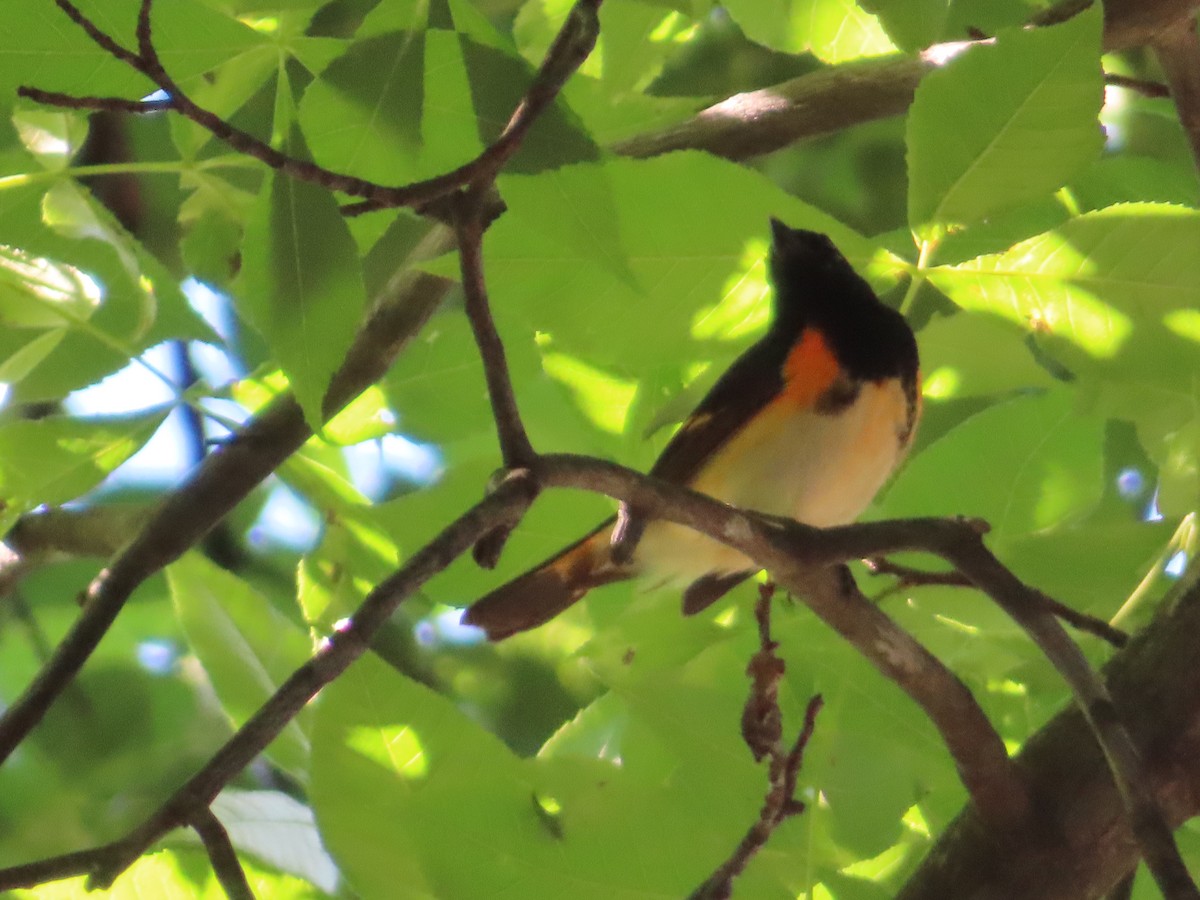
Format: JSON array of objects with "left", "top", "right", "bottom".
[
  {"left": 690, "top": 690, "right": 824, "bottom": 900},
  {"left": 865, "top": 556, "right": 973, "bottom": 592},
  {"left": 15, "top": 87, "right": 175, "bottom": 114},
  {"left": 865, "top": 557, "right": 1128, "bottom": 647},
  {"left": 190, "top": 808, "right": 255, "bottom": 900},
  {"left": 51, "top": 0, "right": 141, "bottom": 66},
  {"left": 740, "top": 584, "right": 784, "bottom": 763},
  {"left": 440, "top": 0, "right": 601, "bottom": 553},
  {"left": 1104, "top": 73, "right": 1171, "bottom": 98},
  {"left": 346, "top": 0, "right": 602, "bottom": 215},
  {"left": 452, "top": 191, "right": 535, "bottom": 470}
]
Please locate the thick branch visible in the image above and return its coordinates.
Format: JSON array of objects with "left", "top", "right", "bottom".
[
  {"left": 1152, "top": 14, "right": 1200, "bottom": 175},
  {"left": 613, "top": 0, "right": 1200, "bottom": 163},
  {"left": 528, "top": 455, "right": 1193, "bottom": 890},
  {"left": 899, "top": 573, "right": 1200, "bottom": 899},
  {"left": 524, "top": 458, "right": 1029, "bottom": 823}
]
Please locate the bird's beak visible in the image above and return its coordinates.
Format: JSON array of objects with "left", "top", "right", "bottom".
[{"left": 769, "top": 217, "right": 790, "bottom": 246}]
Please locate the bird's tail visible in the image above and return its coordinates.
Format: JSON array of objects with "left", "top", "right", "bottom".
[{"left": 462, "top": 517, "right": 631, "bottom": 640}]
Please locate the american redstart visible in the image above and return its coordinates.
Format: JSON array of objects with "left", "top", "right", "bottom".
[{"left": 463, "top": 219, "right": 921, "bottom": 640}]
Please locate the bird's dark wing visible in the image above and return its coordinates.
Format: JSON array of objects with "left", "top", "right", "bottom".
[{"left": 649, "top": 335, "right": 788, "bottom": 487}]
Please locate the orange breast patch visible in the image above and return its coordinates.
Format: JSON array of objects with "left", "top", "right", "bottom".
[{"left": 780, "top": 328, "right": 841, "bottom": 407}]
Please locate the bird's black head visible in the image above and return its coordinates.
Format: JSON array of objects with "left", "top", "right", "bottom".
[
  {"left": 766, "top": 218, "right": 917, "bottom": 381},
  {"left": 768, "top": 219, "right": 880, "bottom": 326}
]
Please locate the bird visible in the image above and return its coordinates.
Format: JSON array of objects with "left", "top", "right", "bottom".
[{"left": 462, "top": 219, "right": 921, "bottom": 640}]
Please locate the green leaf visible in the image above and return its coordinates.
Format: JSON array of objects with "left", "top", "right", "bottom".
[
  {"left": 310, "top": 653, "right": 519, "bottom": 899},
  {"left": 0, "top": 169, "right": 211, "bottom": 398},
  {"left": 486, "top": 154, "right": 889, "bottom": 375},
  {"left": 878, "top": 390, "right": 1104, "bottom": 535},
  {"left": 1070, "top": 154, "right": 1200, "bottom": 211},
  {"left": 516, "top": 0, "right": 677, "bottom": 93},
  {"left": 0, "top": 0, "right": 265, "bottom": 117},
  {"left": 927, "top": 204, "right": 1200, "bottom": 372},
  {"left": 918, "top": 313, "right": 1057, "bottom": 400},
  {"left": 297, "top": 32, "right": 428, "bottom": 184},
  {"left": 312, "top": 650, "right": 777, "bottom": 899},
  {"left": 420, "top": 30, "right": 485, "bottom": 170},
  {"left": 0, "top": 408, "right": 167, "bottom": 512},
  {"left": 1000, "top": 520, "right": 1178, "bottom": 621},
  {"left": 235, "top": 158, "right": 367, "bottom": 430},
  {"left": 859, "top": 0, "right": 951, "bottom": 51},
  {"left": 907, "top": 5, "right": 1103, "bottom": 229},
  {"left": 722, "top": 0, "right": 896, "bottom": 63},
  {"left": 298, "top": 517, "right": 398, "bottom": 628},
  {"left": 322, "top": 385, "right": 397, "bottom": 444},
  {"left": 11, "top": 847, "right": 326, "bottom": 898},
  {"left": 381, "top": 309, "right": 492, "bottom": 445},
  {"left": 356, "top": 0, "right": 430, "bottom": 37},
  {"left": 168, "top": 553, "right": 314, "bottom": 781}
]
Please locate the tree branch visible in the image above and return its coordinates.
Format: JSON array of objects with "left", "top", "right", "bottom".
[
  {"left": 6, "top": 0, "right": 1200, "bottom": 892},
  {"left": 344, "top": 0, "right": 602, "bottom": 216},
  {"left": 452, "top": 194, "right": 536, "bottom": 470},
  {"left": 528, "top": 455, "right": 1196, "bottom": 892},
  {"left": 15, "top": 86, "right": 176, "bottom": 114},
  {"left": 899, "top": 574, "right": 1200, "bottom": 898},
  {"left": 1151, "top": 13, "right": 1200, "bottom": 175},
  {"left": 865, "top": 556, "right": 1128, "bottom": 647},
  {"left": 0, "top": 0, "right": 602, "bottom": 811},
  {"left": 691, "top": 590, "right": 823, "bottom": 900},
  {"left": 190, "top": 808, "right": 255, "bottom": 900},
  {"left": 613, "top": 0, "right": 1200, "bottom": 163}
]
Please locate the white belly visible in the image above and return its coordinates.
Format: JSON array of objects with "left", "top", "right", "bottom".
[{"left": 637, "top": 380, "right": 911, "bottom": 584}]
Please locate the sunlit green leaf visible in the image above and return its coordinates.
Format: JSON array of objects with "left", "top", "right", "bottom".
[
  {"left": 859, "top": 0, "right": 951, "bottom": 51},
  {"left": 236, "top": 156, "right": 367, "bottom": 430},
  {"left": 168, "top": 553, "right": 315, "bottom": 781},
  {"left": 928, "top": 204, "right": 1200, "bottom": 371},
  {"left": 210, "top": 789, "right": 339, "bottom": 893},
  {"left": 0, "top": 408, "right": 167, "bottom": 513},
  {"left": 723, "top": 0, "right": 896, "bottom": 63},
  {"left": 907, "top": 5, "right": 1103, "bottom": 229},
  {"left": 878, "top": 390, "right": 1104, "bottom": 534},
  {"left": 918, "top": 313, "right": 1057, "bottom": 400},
  {"left": 11, "top": 847, "right": 324, "bottom": 898}
]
